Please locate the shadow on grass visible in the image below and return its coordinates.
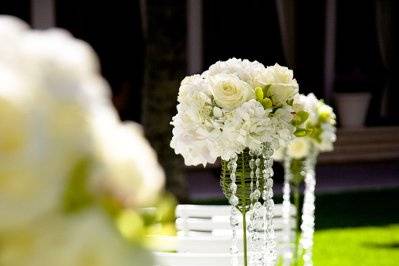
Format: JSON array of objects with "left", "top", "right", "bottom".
[
  {"left": 362, "top": 242, "right": 399, "bottom": 249},
  {"left": 190, "top": 188, "right": 399, "bottom": 229},
  {"left": 315, "top": 188, "right": 399, "bottom": 229}
]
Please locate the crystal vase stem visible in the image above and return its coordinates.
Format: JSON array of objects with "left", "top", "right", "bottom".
[
  {"left": 242, "top": 209, "right": 248, "bottom": 266},
  {"left": 240, "top": 153, "right": 248, "bottom": 266},
  {"left": 293, "top": 185, "right": 301, "bottom": 266},
  {"left": 221, "top": 147, "right": 275, "bottom": 266}
]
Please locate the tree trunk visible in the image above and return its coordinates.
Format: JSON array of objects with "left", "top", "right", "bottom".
[{"left": 142, "top": 0, "right": 188, "bottom": 201}]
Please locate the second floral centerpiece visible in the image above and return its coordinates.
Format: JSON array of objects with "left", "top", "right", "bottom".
[{"left": 171, "top": 58, "right": 308, "bottom": 266}]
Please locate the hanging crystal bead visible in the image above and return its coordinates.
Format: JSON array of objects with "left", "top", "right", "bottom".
[
  {"left": 248, "top": 153, "right": 264, "bottom": 266},
  {"left": 228, "top": 155, "right": 240, "bottom": 266},
  {"left": 282, "top": 152, "right": 293, "bottom": 266},
  {"left": 300, "top": 148, "right": 318, "bottom": 266},
  {"left": 247, "top": 153, "right": 256, "bottom": 264},
  {"left": 262, "top": 143, "right": 277, "bottom": 266}
]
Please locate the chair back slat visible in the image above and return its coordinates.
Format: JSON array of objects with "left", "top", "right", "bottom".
[
  {"left": 153, "top": 204, "right": 297, "bottom": 266},
  {"left": 176, "top": 216, "right": 296, "bottom": 232},
  {"left": 176, "top": 204, "right": 296, "bottom": 219}
]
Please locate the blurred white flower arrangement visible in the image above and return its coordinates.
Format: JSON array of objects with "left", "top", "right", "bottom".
[
  {"left": 277, "top": 93, "right": 336, "bottom": 266},
  {"left": 0, "top": 16, "right": 164, "bottom": 266},
  {"left": 275, "top": 93, "right": 337, "bottom": 160}
]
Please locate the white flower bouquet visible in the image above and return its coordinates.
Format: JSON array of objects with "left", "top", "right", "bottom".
[
  {"left": 171, "top": 59, "right": 300, "bottom": 166},
  {"left": 0, "top": 16, "right": 165, "bottom": 266},
  {"left": 276, "top": 93, "right": 336, "bottom": 266},
  {"left": 171, "top": 58, "right": 309, "bottom": 265}
]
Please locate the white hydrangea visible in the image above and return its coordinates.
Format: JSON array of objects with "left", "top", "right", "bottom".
[
  {"left": 204, "top": 57, "right": 265, "bottom": 88},
  {"left": 271, "top": 105, "right": 296, "bottom": 150},
  {"left": 171, "top": 75, "right": 221, "bottom": 166},
  {"left": 219, "top": 100, "right": 272, "bottom": 158}
]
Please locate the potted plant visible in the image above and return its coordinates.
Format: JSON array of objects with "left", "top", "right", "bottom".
[{"left": 335, "top": 69, "right": 372, "bottom": 128}]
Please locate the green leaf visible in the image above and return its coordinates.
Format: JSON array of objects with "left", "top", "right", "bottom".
[
  {"left": 298, "top": 111, "right": 309, "bottom": 123},
  {"left": 255, "top": 86, "right": 264, "bottom": 101},
  {"left": 292, "top": 111, "right": 309, "bottom": 126}
]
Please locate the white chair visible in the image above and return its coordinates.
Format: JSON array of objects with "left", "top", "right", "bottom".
[{"left": 153, "top": 204, "right": 296, "bottom": 266}]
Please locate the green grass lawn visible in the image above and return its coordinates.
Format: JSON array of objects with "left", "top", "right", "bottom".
[
  {"left": 313, "top": 188, "right": 399, "bottom": 265},
  {"left": 192, "top": 187, "right": 399, "bottom": 265},
  {"left": 314, "top": 225, "right": 399, "bottom": 266}
]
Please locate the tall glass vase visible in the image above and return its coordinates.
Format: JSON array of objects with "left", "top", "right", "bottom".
[
  {"left": 220, "top": 144, "right": 276, "bottom": 266},
  {"left": 282, "top": 148, "right": 318, "bottom": 266}
]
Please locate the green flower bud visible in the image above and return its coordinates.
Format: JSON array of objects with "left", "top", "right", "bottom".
[
  {"left": 255, "top": 87, "right": 264, "bottom": 101},
  {"left": 261, "top": 97, "right": 273, "bottom": 109},
  {"left": 319, "top": 112, "right": 330, "bottom": 123},
  {"left": 294, "top": 129, "right": 307, "bottom": 137}
]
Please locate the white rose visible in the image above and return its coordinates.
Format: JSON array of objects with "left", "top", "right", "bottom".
[
  {"left": 210, "top": 73, "right": 254, "bottom": 110},
  {"left": 287, "top": 137, "right": 310, "bottom": 159},
  {"left": 257, "top": 64, "right": 299, "bottom": 106}
]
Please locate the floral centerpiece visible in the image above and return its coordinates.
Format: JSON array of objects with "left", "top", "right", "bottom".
[
  {"left": 170, "top": 58, "right": 308, "bottom": 266},
  {"left": 0, "top": 16, "right": 165, "bottom": 266},
  {"left": 275, "top": 93, "right": 336, "bottom": 266}
]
